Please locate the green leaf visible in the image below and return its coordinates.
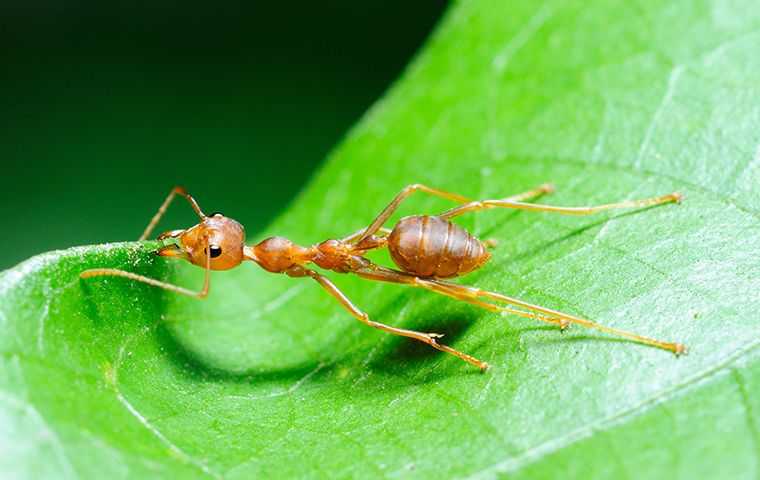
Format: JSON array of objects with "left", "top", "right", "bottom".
[{"left": 3, "top": 1, "right": 760, "bottom": 478}]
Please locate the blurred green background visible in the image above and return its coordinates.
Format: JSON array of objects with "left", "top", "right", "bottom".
[{"left": 1, "top": 2, "right": 446, "bottom": 270}]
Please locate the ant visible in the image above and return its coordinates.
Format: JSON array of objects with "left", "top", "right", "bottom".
[{"left": 81, "top": 184, "right": 686, "bottom": 371}]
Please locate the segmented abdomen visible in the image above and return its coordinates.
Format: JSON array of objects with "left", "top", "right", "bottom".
[{"left": 387, "top": 215, "right": 490, "bottom": 278}]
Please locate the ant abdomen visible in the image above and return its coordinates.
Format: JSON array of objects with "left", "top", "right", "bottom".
[{"left": 388, "top": 215, "right": 490, "bottom": 278}]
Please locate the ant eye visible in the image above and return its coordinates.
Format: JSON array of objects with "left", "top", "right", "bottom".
[
  {"left": 208, "top": 245, "right": 223, "bottom": 258},
  {"left": 209, "top": 211, "right": 224, "bottom": 217}
]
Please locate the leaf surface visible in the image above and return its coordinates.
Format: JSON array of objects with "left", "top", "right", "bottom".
[{"left": 2, "top": 1, "right": 760, "bottom": 478}]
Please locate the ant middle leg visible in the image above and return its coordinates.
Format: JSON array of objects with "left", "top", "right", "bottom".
[
  {"left": 354, "top": 183, "right": 555, "bottom": 244},
  {"left": 341, "top": 227, "right": 392, "bottom": 244},
  {"left": 287, "top": 266, "right": 489, "bottom": 370}
]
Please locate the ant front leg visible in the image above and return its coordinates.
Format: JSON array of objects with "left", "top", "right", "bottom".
[
  {"left": 353, "top": 183, "right": 554, "bottom": 245},
  {"left": 140, "top": 186, "right": 206, "bottom": 240},
  {"left": 286, "top": 266, "right": 489, "bottom": 371},
  {"left": 81, "top": 237, "right": 212, "bottom": 299}
]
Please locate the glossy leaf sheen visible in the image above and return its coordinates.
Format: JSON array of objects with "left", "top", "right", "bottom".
[{"left": 2, "top": 1, "right": 760, "bottom": 478}]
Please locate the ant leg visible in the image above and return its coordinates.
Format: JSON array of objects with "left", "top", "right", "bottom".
[
  {"left": 345, "top": 183, "right": 553, "bottom": 243},
  {"left": 481, "top": 183, "right": 555, "bottom": 248},
  {"left": 419, "top": 280, "right": 567, "bottom": 329},
  {"left": 503, "top": 183, "right": 555, "bottom": 202},
  {"left": 352, "top": 264, "right": 685, "bottom": 354},
  {"left": 80, "top": 269, "right": 209, "bottom": 298},
  {"left": 81, "top": 238, "right": 212, "bottom": 299},
  {"left": 354, "top": 266, "right": 565, "bottom": 328},
  {"left": 288, "top": 266, "right": 489, "bottom": 370},
  {"left": 140, "top": 186, "right": 206, "bottom": 240},
  {"left": 427, "top": 278, "right": 686, "bottom": 354},
  {"left": 440, "top": 191, "right": 681, "bottom": 220},
  {"left": 341, "top": 227, "right": 391, "bottom": 244},
  {"left": 353, "top": 184, "right": 472, "bottom": 244},
  {"left": 354, "top": 183, "right": 556, "bottom": 244}
]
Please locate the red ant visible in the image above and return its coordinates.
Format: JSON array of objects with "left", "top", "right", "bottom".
[{"left": 81, "top": 184, "right": 686, "bottom": 370}]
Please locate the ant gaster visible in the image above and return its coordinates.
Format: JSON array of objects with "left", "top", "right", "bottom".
[{"left": 81, "top": 184, "right": 686, "bottom": 370}]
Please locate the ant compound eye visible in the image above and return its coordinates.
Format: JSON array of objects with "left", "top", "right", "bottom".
[
  {"left": 209, "top": 211, "right": 224, "bottom": 217},
  {"left": 208, "top": 245, "right": 223, "bottom": 258}
]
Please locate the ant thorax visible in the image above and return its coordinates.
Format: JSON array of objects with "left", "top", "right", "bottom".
[{"left": 312, "top": 239, "right": 368, "bottom": 273}]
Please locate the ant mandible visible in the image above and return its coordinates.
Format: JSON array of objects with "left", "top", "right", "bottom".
[{"left": 81, "top": 183, "right": 686, "bottom": 371}]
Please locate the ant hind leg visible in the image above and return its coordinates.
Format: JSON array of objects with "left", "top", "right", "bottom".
[
  {"left": 440, "top": 190, "right": 681, "bottom": 220},
  {"left": 503, "top": 183, "right": 555, "bottom": 202},
  {"left": 427, "top": 278, "right": 685, "bottom": 354},
  {"left": 352, "top": 264, "right": 685, "bottom": 354}
]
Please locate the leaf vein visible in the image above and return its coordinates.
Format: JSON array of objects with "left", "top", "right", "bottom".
[
  {"left": 467, "top": 336, "right": 760, "bottom": 478},
  {"left": 634, "top": 65, "right": 685, "bottom": 170}
]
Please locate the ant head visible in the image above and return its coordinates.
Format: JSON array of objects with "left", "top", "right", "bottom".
[{"left": 157, "top": 213, "right": 245, "bottom": 270}]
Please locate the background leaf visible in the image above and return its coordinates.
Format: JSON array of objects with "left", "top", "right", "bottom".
[
  {"left": 2, "top": 0, "right": 760, "bottom": 478},
  {"left": 0, "top": 2, "right": 444, "bottom": 269}
]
